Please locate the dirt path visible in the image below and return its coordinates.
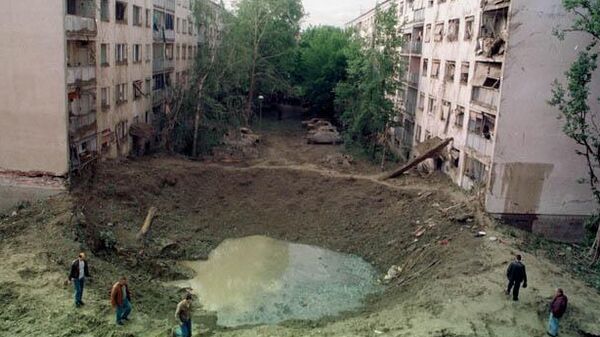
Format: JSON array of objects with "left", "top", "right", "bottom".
[{"left": 1, "top": 117, "right": 599, "bottom": 337}]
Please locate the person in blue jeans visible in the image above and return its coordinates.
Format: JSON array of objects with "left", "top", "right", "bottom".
[
  {"left": 68, "top": 252, "right": 91, "bottom": 307},
  {"left": 175, "top": 293, "right": 193, "bottom": 337},
  {"left": 547, "top": 288, "right": 568, "bottom": 337},
  {"left": 110, "top": 276, "right": 133, "bottom": 325}
]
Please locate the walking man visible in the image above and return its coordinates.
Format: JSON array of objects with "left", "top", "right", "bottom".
[
  {"left": 505, "top": 254, "right": 527, "bottom": 301},
  {"left": 111, "top": 276, "right": 132, "bottom": 325},
  {"left": 68, "top": 252, "right": 90, "bottom": 307},
  {"left": 175, "top": 293, "right": 193, "bottom": 337},
  {"left": 547, "top": 288, "right": 568, "bottom": 337}
]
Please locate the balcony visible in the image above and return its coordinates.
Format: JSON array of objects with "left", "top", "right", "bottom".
[
  {"left": 165, "top": 29, "right": 176, "bottom": 41},
  {"left": 153, "top": 58, "right": 175, "bottom": 73},
  {"left": 67, "top": 66, "right": 96, "bottom": 87},
  {"left": 153, "top": 0, "right": 165, "bottom": 8},
  {"left": 65, "top": 15, "right": 97, "bottom": 38},
  {"left": 471, "top": 86, "right": 499, "bottom": 110},
  {"left": 407, "top": 41, "right": 422, "bottom": 55},
  {"left": 154, "top": 28, "right": 176, "bottom": 42},
  {"left": 466, "top": 132, "right": 494, "bottom": 158}
]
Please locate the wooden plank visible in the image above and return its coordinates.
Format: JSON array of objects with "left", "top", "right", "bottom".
[{"left": 380, "top": 138, "right": 453, "bottom": 180}]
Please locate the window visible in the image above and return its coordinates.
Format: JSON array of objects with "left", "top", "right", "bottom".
[
  {"left": 422, "top": 59, "right": 429, "bottom": 76},
  {"left": 427, "top": 96, "right": 435, "bottom": 115},
  {"left": 455, "top": 105, "right": 465, "bottom": 128},
  {"left": 166, "top": 14, "right": 174, "bottom": 30},
  {"left": 188, "top": 18, "right": 193, "bottom": 34},
  {"left": 176, "top": 44, "right": 180, "bottom": 60},
  {"left": 415, "top": 125, "right": 422, "bottom": 143},
  {"left": 424, "top": 24, "right": 431, "bottom": 43},
  {"left": 182, "top": 44, "right": 186, "bottom": 59},
  {"left": 116, "top": 83, "right": 127, "bottom": 104},
  {"left": 166, "top": 44, "right": 174, "bottom": 60},
  {"left": 464, "top": 156, "right": 487, "bottom": 183},
  {"left": 145, "top": 44, "right": 151, "bottom": 62},
  {"left": 434, "top": 23, "right": 444, "bottom": 42},
  {"left": 428, "top": 0, "right": 434, "bottom": 7},
  {"left": 182, "top": 20, "right": 187, "bottom": 34},
  {"left": 133, "top": 5, "right": 142, "bottom": 26},
  {"left": 441, "top": 100, "right": 451, "bottom": 121},
  {"left": 133, "top": 44, "right": 142, "bottom": 63},
  {"left": 445, "top": 61, "right": 456, "bottom": 82},
  {"left": 101, "top": 0, "right": 110, "bottom": 21},
  {"left": 115, "top": 120, "right": 129, "bottom": 140},
  {"left": 100, "top": 44, "right": 109, "bottom": 66},
  {"left": 450, "top": 148, "right": 460, "bottom": 168},
  {"left": 177, "top": 18, "right": 181, "bottom": 33},
  {"left": 133, "top": 80, "right": 143, "bottom": 100},
  {"left": 431, "top": 59, "right": 440, "bottom": 78},
  {"left": 153, "top": 74, "right": 165, "bottom": 91},
  {"left": 460, "top": 62, "right": 470, "bottom": 84},
  {"left": 188, "top": 46, "right": 193, "bottom": 59},
  {"left": 418, "top": 92, "right": 425, "bottom": 110},
  {"left": 468, "top": 111, "right": 496, "bottom": 139},
  {"left": 115, "top": 44, "right": 128, "bottom": 64},
  {"left": 145, "top": 78, "right": 151, "bottom": 95},
  {"left": 447, "top": 19, "right": 459, "bottom": 41},
  {"left": 145, "top": 111, "right": 151, "bottom": 124},
  {"left": 115, "top": 1, "right": 127, "bottom": 24},
  {"left": 464, "top": 16, "right": 474, "bottom": 40},
  {"left": 101, "top": 87, "right": 110, "bottom": 110},
  {"left": 425, "top": 130, "right": 432, "bottom": 140},
  {"left": 146, "top": 9, "right": 151, "bottom": 27}
]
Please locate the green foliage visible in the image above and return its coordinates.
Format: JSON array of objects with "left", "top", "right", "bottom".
[
  {"left": 334, "top": 4, "right": 404, "bottom": 158},
  {"left": 293, "top": 26, "right": 353, "bottom": 116}
]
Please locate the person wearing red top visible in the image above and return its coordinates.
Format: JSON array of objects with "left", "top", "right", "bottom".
[{"left": 547, "top": 288, "right": 568, "bottom": 337}]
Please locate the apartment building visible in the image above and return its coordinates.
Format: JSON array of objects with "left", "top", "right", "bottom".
[
  {"left": 0, "top": 0, "right": 206, "bottom": 182},
  {"left": 349, "top": 0, "right": 600, "bottom": 241}
]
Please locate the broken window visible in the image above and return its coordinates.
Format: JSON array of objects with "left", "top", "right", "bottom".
[
  {"left": 473, "top": 62, "right": 502, "bottom": 88},
  {"left": 476, "top": 8, "right": 508, "bottom": 57},
  {"left": 427, "top": 96, "right": 435, "bottom": 115},
  {"left": 460, "top": 62, "right": 470, "bottom": 84},
  {"left": 422, "top": 59, "right": 429, "bottom": 76},
  {"left": 434, "top": 23, "right": 444, "bottom": 42},
  {"left": 424, "top": 24, "right": 431, "bottom": 43},
  {"left": 441, "top": 100, "right": 451, "bottom": 121},
  {"left": 100, "top": 44, "right": 109, "bottom": 66},
  {"left": 133, "top": 80, "right": 143, "bottom": 100},
  {"left": 153, "top": 74, "right": 165, "bottom": 91},
  {"left": 450, "top": 148, "right": 460, "bottom": 168},
  {"left": 447, "top": 19, "right": 459, "bottom": 41},
  {"left": 101, "top": 0, "right": 109, "bottom": 21},
  {"left": 468, "top": 111, "right": 496, "bottom": 139},
  {"left": 464, "top": 16, "right": 474, "bottom": 40},
  {"left": 464, "top": 156, "right": 487, "bottom": 183},
  {"left": 418, "top": 92, "right": 425, "bottom": 110},
  {"left": 115, "top": 1, "right": 127, "bottom": 23},
  {"left": 445, "top": 61, "right": 456, "bottom": 82},
  {"left": 454, "top": 105, "right": 465, "bottom": 128},
  {"left": 431, "top": 59, "right": 440, "bottom": 78},
  {"left": 101, "top": 87, "right": 110, "bottom": 110}
]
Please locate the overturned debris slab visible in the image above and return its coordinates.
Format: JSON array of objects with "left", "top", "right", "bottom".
[{"left": 380, "top": 137, "right": 453, "bottom": 180}]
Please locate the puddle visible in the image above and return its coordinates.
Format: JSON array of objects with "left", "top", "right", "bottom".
[{"left": 170, "top": 236, "right": 382, "bottom": 327}]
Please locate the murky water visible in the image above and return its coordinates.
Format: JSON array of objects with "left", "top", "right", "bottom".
[{"left": 170, "top": 236, "right": 382, "bottom": 327}]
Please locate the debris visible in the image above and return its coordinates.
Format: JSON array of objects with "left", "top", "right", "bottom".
[
  {"left": 137, "top": 207, "right": 158, "bottom": 242},
  {"left": 439, "top": 239, "right": 450, "bottom": 245},
  {"left": 11, "top": 211, "right": 17, "bottom": 217},
  {"left": 475, "top": 231, "right": 487, "bottom": 237},
  {"left": 380, "top": 137, "right": 453, "bottom": 180},
  {"left": 489, "top": 236, "right": 498, "bottom": 242},
  {"left": 383, "top": 265, "right": 403, "bottom": 282}
]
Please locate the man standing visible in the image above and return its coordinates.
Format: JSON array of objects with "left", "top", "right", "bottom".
[
  {"left": 68, "top": 252, "right": 90, "bottom": 307},
  {"left": 175, "top": 293, "right": 193, "bottom": 337},
  {"left": 548, "top": 288, "right": 568, "bottom": 337},
  {"left": 110, "top": 276, "right": 132, "bottom": 325},
  {"left": 505, "top": 254, "right": 527, "bottom": 301}
]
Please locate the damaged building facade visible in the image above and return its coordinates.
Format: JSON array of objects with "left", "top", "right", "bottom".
[
  {"left": 349, "top": 0, "right": 600, "bottom": 242},
  {"left": 0, "top": 0, "right": 212, "bottom": 182}
]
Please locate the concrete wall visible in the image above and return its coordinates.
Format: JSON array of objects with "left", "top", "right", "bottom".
[
  {"left": 0, "top": 1, "right": 69, "bottom": 175},
  {"left": 487, "top": 0, "right": 598, "bottom": 219}
]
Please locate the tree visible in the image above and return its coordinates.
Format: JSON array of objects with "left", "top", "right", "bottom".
[
  {"left": 230, "top": 0, "right": 304, "bottom": 122},
  {"left": 334, "top": 4, "right": 404, "bottom": 158},
  {"left": 293, "top": 26, "right": 353, "bottom": 116},
  {"left": 550, "top": 0, "right": 600, "bottom": 265}
]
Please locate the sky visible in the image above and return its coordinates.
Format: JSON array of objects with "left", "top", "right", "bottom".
[{"left": 223, "top": 0, "right": 379, "bottom": 28}]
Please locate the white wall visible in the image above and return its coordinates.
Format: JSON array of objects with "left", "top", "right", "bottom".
[
  {"left": 486, "top": 0, "right": 599, "bottom": 216},
  {"left": 0, "top": 1, "right": 69, "bottom": 175}
]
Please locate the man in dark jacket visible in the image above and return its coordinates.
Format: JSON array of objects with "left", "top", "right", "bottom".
[
  {"left": 547, "top": 288, "right": 568, "bottom": 337},
  {"left": 68, "top": 252, "right": 91, "bottom": 307},
  {"left": 505, "top": 254, "right": 527, "bottom": 301}
]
